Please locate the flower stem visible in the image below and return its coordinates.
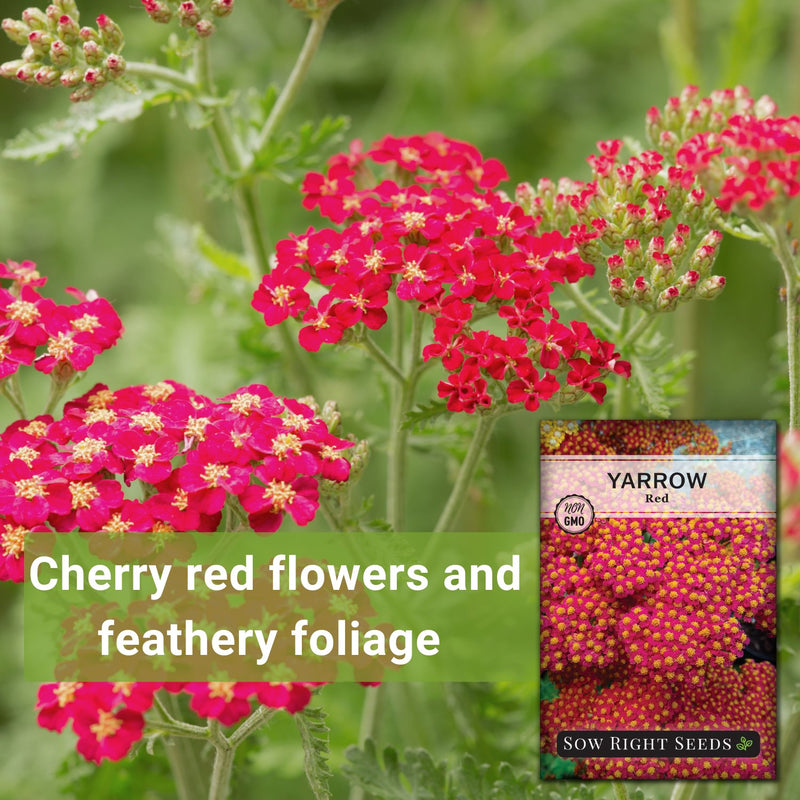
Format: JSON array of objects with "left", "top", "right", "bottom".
[
  {"left": 765, "top": 223, "right": 800, "bottom": 429},
  {"left": 229, "top": 705, "right": 277, "bottom": 746},
  {"left": 360, "top": 335, "right": 404, "bottom": 383},
  {"left": 350, "top": 685, "right": 383, "bottom": 800},
  {"left": 207, "top": 726, "right": 236, "bottom": 800},
  {"left": 611, "top": 781, "right": 629, "bottom": 800},
  {"left": 163, "top": 736, "right": 211, "bottom": 800},
  {"left": 125, "top": 61, "right": 199, "bottom": 93},
  {"left": 0, "top": 374, "right": 26, "bottom": 417},
  {"left": 434, "top": 411, "right": 497, "bottom": 532},
  {"left": 194, "top": 39, "right": 314, "bottom": 396},
  {"left": 670, "top": 782, "right": 699, "bottom": 800},
  {"left": 559, "top": 281, "right": 617, "bottom": 335},
  {"left": 250, "top": 5, "right": 339, "bottom": 161}
]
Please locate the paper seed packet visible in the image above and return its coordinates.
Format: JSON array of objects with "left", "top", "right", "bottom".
[{"left": 539, "top": 420, "right": 777, "bottom": 780}]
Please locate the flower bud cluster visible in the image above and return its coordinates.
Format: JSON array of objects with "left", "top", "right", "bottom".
[
  {"left": 540, "top": 419, "right": 776, "bottom": 780},
  {"left": 254, "top": 134, "right": 631, "bottom": 413},
  {"left": 1, "top": 3, "right": 126, "bottom": 102},
  {"left": 0, "top": 260, "right": 122, "bottom": 385},
  {"left": 36, "top": 680, "right": 319, "bottom": 764},
  {"left": 520, "top": 140, "right": 726, "bottom": 312},
  {"left": 141, "top": 0, "right": 235, "bottom": 38},
  {"left": 648, "top": 85, "right": 800, "bottom": 220}
]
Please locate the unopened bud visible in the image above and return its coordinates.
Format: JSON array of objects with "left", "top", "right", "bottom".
[
  {"left": 83, "top": 66, "right": 107, "bottom": 86},
  {"left": 59, "top": 65, "right": 82, "bottom": 86},
  {"left": 82, "top": 39, "right": 103, "bottom": 66},
  {"left": 2, "top": 18, "right": 32, "bottom": 46},
  {"left": 632, "top": 276, "right": 652, "bottom": 304},
  {"left": 656, "top": 285, "right": 680, "bottom": 312},
  {"left": 105, "top": 53, "right": 126, "bottom": 77},
  {"left": 96, "top": 14, "right": 124, "bottom": 51},
  {"left": 697, "top": 275, "right": 726, "bottom": 300},
  {"left": 49, "top": 38, "right": 72, "bottom": 66},
  {"left": 348, "top": 439, "right": 370, "bottom": 480},
  {"left": 15, "top": 61, "right": 40, "bottom": 81},
  {"left": 607, "top": 254, "right": 625, "bottom": 276},
  {"left": 515, "top": 181, "right": 534, "bottom": 212},
  {"left": 56, "top": 14, "right": 80, "bottom": 43},
  {"left": 211, "top": 0, "right": 235, "bottom": 17},
  {"left": 0, "top": 59, "right": 26, "bottom": 79},
  {"left": 34, "top": 64, "right": 60, "bottom": 86},
  {"left": 55, "top": 0, "right": 80, "bottom": 18},
  {"left": 69, "top": 82, "right": 95, "bottom": 102},
  {"left": 195, "top": 19, "right": 215, "bottom": 37},
  {"left": 21, "top": 8, "right": 49, "bottom": 31},
  {"left": 609, "top": 277, "right": 632, "bottom": 306},
  {"left": 298, "top": 395, "right": 320, "bottom": 415},
  {"left": 142, "top": 1, "right": 173, "bottom": 24},
  {"left": 678, "top": 270, "right": 700, "bottom": 299},
  {"left": 650, "top": 255, "right": 675, "bottom": 289},
  {"left": 320, "top": 400, "right": 341, "bottom": 432},
  {"left": 178, "top": 2, "right": 201, "bottom": 26},
  {"left": 79, "top": 25, "right": 98, "bottom": 43},
  {"left": 27, "top": 29, "right": 54, "bottom": 58}
]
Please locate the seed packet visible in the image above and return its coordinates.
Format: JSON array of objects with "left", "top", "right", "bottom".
[{"left": 539, "top": 420, "right": 776, "bottom": 780}]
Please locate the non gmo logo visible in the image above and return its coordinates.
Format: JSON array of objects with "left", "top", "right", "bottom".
[{"left": 554, "top": 494, "right": 595, "bottom": 534}]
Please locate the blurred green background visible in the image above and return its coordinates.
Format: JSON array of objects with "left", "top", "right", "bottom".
[{"left": 0, "top": 0, "right": 798, "bottom": 797}]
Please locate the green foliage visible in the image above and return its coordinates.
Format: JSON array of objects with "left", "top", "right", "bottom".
[
  {"left": 194, "top": 223, "right": 255, "bottom": 280},
  {"left": 343, "top": 741, "right": 600, "bottom": 800},
  {"left": 403, "top": 400, "right": 451, "bottom": 431},
  {"left": 2, "top": 88, "right": 174, "bottom": 163},
  {"left": 538, "top": 753, "right": 575, "bottom": 780},
  {"left": 57, "top": 746, "right": 174, "bottom": 800},
  {"left": 295, "top": 706, "right": 333, "bottom": 800},
  {"left": 240, "top": 87, "right": 349, "bottom": 185},
  {"left": 540, "top": 676, "right": 559, "bottom": 703},
  {"left": 628, "top": 339, "right": 694, "bottom": 418}
]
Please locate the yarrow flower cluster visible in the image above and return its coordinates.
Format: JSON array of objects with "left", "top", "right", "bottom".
[
  {"left": 253, "top": 133, "right": 630, "bottom": 411},
  {"left": 519, "top": 140, "right": 726, "bottom": 312},
  {"left": 540, "top": 420, "right": 776, "bottom": 779},
  {"left": 141, "top": 0, "right": 234, "bottom": 38},
  {"left": 1, "top": 2, "right": 126, "bottom": 102},
  {"left": 0, "top": 377, "right": 353, "bottom": 581},
  {"left": 0, "top": 260, "right": 122, "bottom": 383},
  {"left": 36, "top": 681, "right": 319, "bottom": 764},
  {"left": 648, "top": 85, "right": 800, "bottom": 220}
]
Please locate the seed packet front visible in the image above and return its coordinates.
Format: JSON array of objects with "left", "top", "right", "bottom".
[{"left": 539, "top": 420, "right": 777, "bottom": 780}]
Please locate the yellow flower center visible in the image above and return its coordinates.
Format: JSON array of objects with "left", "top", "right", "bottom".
[
  {"left": 142, "top": 382, "right": 175, "bottom": 402},
  {"left": 272, "top": 433, "right": 303, "bottom": 458},
  {"left": 72, "top": 438, "right": 107, "bottom": 463},
  {"left": 90, "top": 710, "right": 122, "bottom": 742},
  {"left": 7, "top": 299, "right": 39, "bottom": 325},
  {"left": 208, "top": 681, "right": 236, "bottom": 703},
  {"left": 264, "top": 480, "right": 296, "bottom": 512},
  {"left": 201, "top": 463, "right": 229, "bottom": 488},
  {"left": 47, "top": 332, "right": 75, "bottom": 360},
  {"left": 10, "top": 446, "right": 38, "bottom": 467},
  {"left": 230, "top": 393, "right": 261, "bottom": 415},
  {"left": 71, "top": 314, "right": 100, "bottom": 333},
  {"left": 69, "top": 481, "right": 99, "bottom": 509},
  {"left": 134, "top": 444, "right": 158, "bottom": 467},
  {"left": 1, "top": 525, "right": 25, "bottom": 558},
  {"left": 14, "top": 476, "right": 45, "bottom": 500}
]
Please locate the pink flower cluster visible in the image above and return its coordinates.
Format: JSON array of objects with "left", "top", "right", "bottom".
[
  {"left": 36, "top": 680, "right": 318, "bottom": 764},
  {"left": 0, "top": 378, "right": 352, "bottom": 581},
  {"left": 0, "top": 260, "right": 122, "bottom": 381},
  {"left": 522, "top": 140, "right": 726, "bottom": 312},
  {"left": 649, "top": 85, "right": 800, "bottom": 218},
  {"left": 252, "top": 134, "right": 629, "bottom": 411}
]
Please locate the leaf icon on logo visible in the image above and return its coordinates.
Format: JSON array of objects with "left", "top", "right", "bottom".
[{"left": 736, "top": 736, "right": 753, "bottom": 751}]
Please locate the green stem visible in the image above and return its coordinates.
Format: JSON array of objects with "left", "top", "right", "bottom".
[
  {"left": 125, "top": 61, "right": 199, "bottom": 93},
  {"left": 778, "top": 709, "right": 800, "bottom": 800},
  {"left": 758, "top": 221, "right": 800, "bottom": 429},
  {"left": 386, "top": 310, "right": 425, "bottom": 531},
  {"left": 250, "top": 5, "right": 339, "bottom": 161},
  {"left": 147, "top": 720, "right": 212, "bottom": 741},
  {"left": 229, "top": 705, "right": 277, "bottom": 746},
  {"left": 559, "top": 281, "right": 617, "bottom": 335},
  {"left": 44, "top": 375, "right": 74, "bottom": 416},
  {"left": 360, "top": 335, "right": 404, "bottom": 383},
  {"left": 611, "top": 781, "right": 629, "bottom": 800},
  {"left": 194, "top": 39, "right": 314, "bottom": 396},
  {"left": 670, "top": 782, "right": 699, "bottom": 800},
  {"left": 163, "top": 736, "right": 211, "bottom": 800},
  {"left": 0, "top": 373, "right": 26, "bottom": 417},
  {"left": 620, "top": 311, "right": 657, "bottom": 350},
  {"left": 207, "top": 729, "right": 236, "bottom": 800},
  {"left": 434, "top": 411, "right": 497, "bottom": 533}
]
